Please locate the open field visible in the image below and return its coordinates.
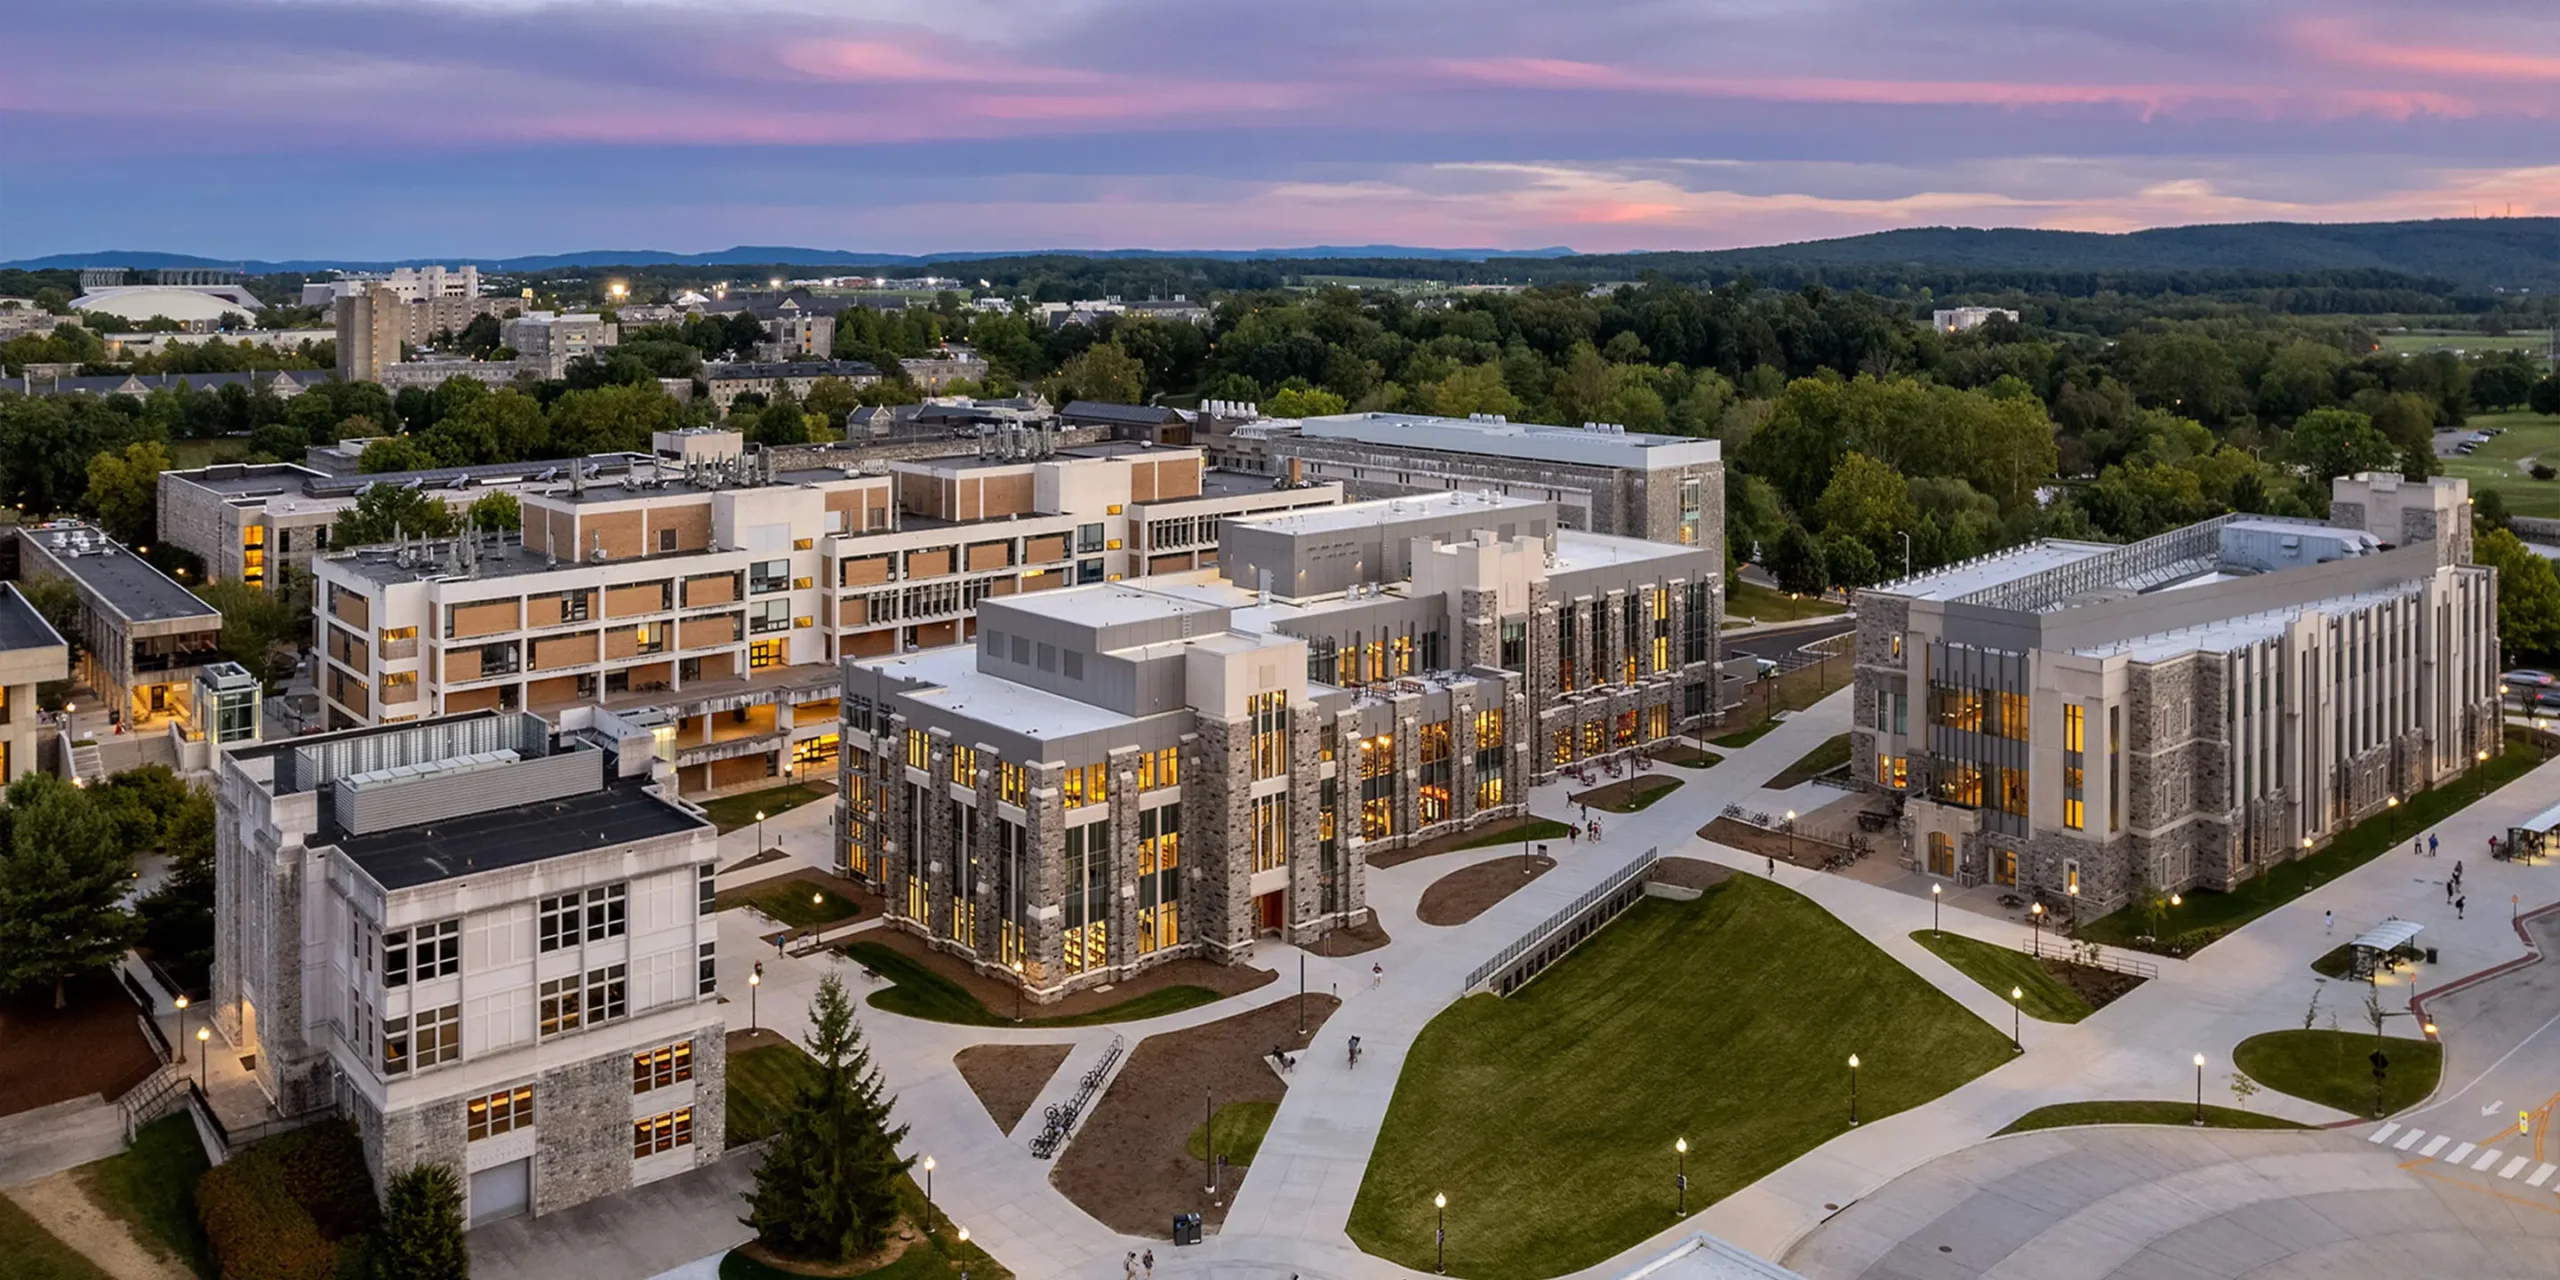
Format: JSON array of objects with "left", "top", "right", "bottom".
[
  {"left": 1347, "top": 877, "right": 2011, "bottom": 1280},
  {"left": 2434, "top": 410, "right": 2560, "bottom": 517}
]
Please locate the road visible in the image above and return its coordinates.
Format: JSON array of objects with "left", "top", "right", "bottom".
[{"left": 1722, "top": 618, "right": 1858, "bottom": 673}]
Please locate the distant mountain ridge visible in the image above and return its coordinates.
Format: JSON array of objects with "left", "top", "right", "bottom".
[{"left": 10, "top": 218, "right": 2555, "bottom": 291}]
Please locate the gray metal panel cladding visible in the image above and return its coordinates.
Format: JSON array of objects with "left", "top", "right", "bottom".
[
  {"left": 282, "top": 711, "right": 551, "bottom": 793},
  {"left": 333, "top": 748, "right": 604, "bottom": 836}
]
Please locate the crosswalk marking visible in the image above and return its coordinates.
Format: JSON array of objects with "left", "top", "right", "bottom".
[
  {"left": 2421, "top": 1136, "right": 2452, "bottom": 1157},
  {"left": 2370, "top": 1123, "right": 2401, "bottom": 1144},
  {"left": 2444, "top": 1142, "right": 2476, "bottom": 1164},
  {"left": 2529, "top": 1164, "right": 2555, "bottom": 1188},
  {"left": 2473, "top": 1148, "right": 2504, "bottom": 1172},
  {"left": 2499, "top": 1156, "right": 2531, "bottom": 1179},
  {"left": 2396, "top": 1129, "right": 2427, "bottom": 1151}
]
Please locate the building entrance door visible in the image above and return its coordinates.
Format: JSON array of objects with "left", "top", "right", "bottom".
[{"left": 1254, "top": 889, "right": 1284, "bottom": 934}]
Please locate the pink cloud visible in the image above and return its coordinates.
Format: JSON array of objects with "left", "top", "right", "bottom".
[
  {"left": 2292, "top": 19, "right": 2560, "bottom": 83},
  {"left": 1429, "top": 56, "right": 2492, "bottom": 121}
]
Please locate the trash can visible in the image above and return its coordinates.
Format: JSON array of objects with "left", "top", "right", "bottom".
[
  {"left": 1173, "top": 1213, "right": 1203, "bottom": 1245},
  {"left": 2424, "top": 947, "right": 2439, "bottom": 964}
]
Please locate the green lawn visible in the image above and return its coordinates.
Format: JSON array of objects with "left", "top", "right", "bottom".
[
  {"left": 164, "top": 439, "right": 251, "bottom": 471},
  {"left": 1451, "top": 818, "right": 1576, "bottom": 852},
  {"left": 727, "top": 1039, "right": 821, "bottom": 1148},
  {"left": 2235, "top": 1029, "right": 2442, "bottom": 1118},
  {"left": 0, "top": 1196, "right": 111, "bottom": 1280},
  {"left": 2434, "top": 409, "right": 2560, "bottom": 517},
  {"left": 1187, "top": 1100, "right": 1279, "bottom": 1167},
  {"left": 840, "top": 941, "right": 1221, "bottom": 1028},
  {"left": 1347, "top": 877, "right": 2013, "bottom": 1280},
  {"left": 1996, "top": 1101, "right": 2310, "bottom": 1135},
  {"left": 1767, "top": 733, "right": 1852, "bottom": 789},
  {"left": 2079, "top": 728, "right": 2543, "bottom": 953},
  {"left": 1581, "top": 775, "right": 1682, "bottom": 813},
  {"left": 76, "top": 1114, "right": 212, "bottom": 1276},
  {"left": 719, "top": 881, "right": 861, "bottom": 929},
  {"left": 1726, "top": 582, "right": 1847, "bottom": 625},
  {"left": 1709, "top": 721, "right": 1781, "bottom": 749},
  {"left": 1715, "top": 658, "right": 1850, "bottom": 747},
  {"left": 700, "top": 783, "right": 831, "bottom": 835},
  {"left": 1908, "top": 931, "right": 2091, "bottom": 1024}
]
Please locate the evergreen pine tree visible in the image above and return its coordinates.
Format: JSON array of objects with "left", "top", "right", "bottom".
[
  {"left": 0, "top": 773, "right": 136, "bottom": 1007},
  {"left": 375, "top": 1163, "right": 470, "bottom": 1280},
  {"left": 743, "top": 973, "right": 913, "bottom": 1263}
]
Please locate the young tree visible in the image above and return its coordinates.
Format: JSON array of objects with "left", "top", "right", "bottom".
[
  {"left": 374, "top": 1163, "right": 470, "bottom": 1280},
  {"left": 466, "top": 490, "right": 521, "bottom": 533},
  {"left": 84, "top": 439, "right": 172, "bottom": 546},
  {"left": 1767, "top": 523, "right": 1828, "bottom": 596},
  {"left": 334, "top": 483, "right": 459, "bottom": 547},
  {"left": 0, "top": 773, "right": 136, "bottom": 1007},
  {"left": 743, "top": 973, "right": 913, "bottom": 1263},
  {"left": 2286, "top": 408, "right": 2400, "bottom": 483}
]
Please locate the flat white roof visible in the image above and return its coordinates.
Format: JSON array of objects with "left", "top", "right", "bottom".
[
  {"left": 856, "top": 644, "right": 1135, "bottom": 739},
  {"left": 1880, "top": 540, "right": 2117, "bottom": 602},
  {"left": 1298, "top": 412, "right": 1721, "bottom": 471},
  {"left": 1551, "top": 529, "right": 1693, "bottom": 572},
  {"left": 989, "top": 582, "right": 1224, "bottom": 629},
  {"left": 1230, "top": 489, "right": 1538, "bottom": 536}
]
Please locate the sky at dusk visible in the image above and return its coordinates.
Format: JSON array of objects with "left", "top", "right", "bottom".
[{"left": 4, "top": 0, "right": 2557, "bottom": 260}]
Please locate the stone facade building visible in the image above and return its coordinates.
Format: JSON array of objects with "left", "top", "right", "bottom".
[
  {"left": 1851, "top": 473, "right": 2502, "bottom": 917},
  {"left": 838, "top": 490, "right": 1720, "bottom": 1001},
  {"left": 210, "top": 711, "right": 724, "bottom": 1226}
]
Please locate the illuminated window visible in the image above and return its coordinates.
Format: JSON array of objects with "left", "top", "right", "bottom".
[
  {"left": 1359, "top": 735, "right": 1396, "bottom": 840},
  {"left": 1417, "top": 720, "right": 1452, "bottom": 825},
  {"left": 950, "top": 744, "right": 977, "bottom": 786},
  {"left": 1879, "top": 755, "right": 1907, "bottom": 790},
  {"left": 242, "top": 523, "right": 266, "bottom": 586},
  {"left": 467, "top": 1086, "right": 534, "bottom": 1140},
  {"left": 1251, "top": 793, "right": 1289, "bottom": 873},
  {"left": 1250, "top": 690, "right": 1289, "bottom": 780},
  {"left": 749, "top": 639, "right": 784, "bottom": 669},
  {"left": 1927, "top": 832, "right": 1954, "bottom": 877},
  {"left": 632, "top": 1108, "right": 693, "bottom": 1158},
  {"left": 1138, "top": 805, "right": 1180, "bottom": 952},
  {"left": 1000, "top": 761, "right": 1026, "bottom": 805},
  {"left": 2062, "top": 705, "right": 2086, "bottom": 830},
  {"left": 906, "top": 729, "right": 929, "bottom": 769}
]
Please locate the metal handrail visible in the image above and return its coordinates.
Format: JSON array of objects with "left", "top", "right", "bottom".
[
  {"left": 1463, "top": 846, "right": 1659, "bottom": 994},
  {"left": 2021, "top": 933, "right": 2160, "bottom": 980}
]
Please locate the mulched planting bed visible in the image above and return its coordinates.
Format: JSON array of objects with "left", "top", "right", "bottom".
[
  {"left": 1569, "top": 774, "right": 1682, "bottom": 813},
  {"left": 1644, "top": 856, "right": 1736, "bottom": 892},
  {"left": 1654, "top": 746, "right": 1723, "bottom": 769},
  {"left": 0, "top": 971, "right": 161, "bottom": 1117},
  {"left": 1051, "top": 996, "right": 1339, "bottom": 1236},
  {"left": 1302, "top": 916, "right": 1392, "bottom": 957},
  {"left": 1417, "top": 855, "right": 1556, "bottom": 926},
  {"left": 955, "top": 1044, "right": 1073, "bottom": 1134},
  {"left": 850, "top": 927, "right": 1273, "bottom": 1021},
  {"left": 1698, "top": 815, "right": 1852, "bottom": 869},
  {"left": 2042, "top": 955, "right": 2143, "bottom": 1010}
]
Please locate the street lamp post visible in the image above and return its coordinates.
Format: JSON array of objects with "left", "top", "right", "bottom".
[
  {"left": 2029, "top": 902, "right": 2045, "bottom": 959},
  {"left": 1203, "top": 1090, "right": 1216, "bottom": 1196},
  {"left": 2009, "top": 986, "right": 2023, "bottom": 1053},
  {"left": 2477, "top": 748, "right": 2492, "bottom": 799},
  {"left": 922, "top": 1155, "right": 936, "bottom": 1230},
  {"left": 1434, "top": 1192, "right": 1448, "bottom": 1274},
  {"left": 956, "top": 1226, "right": 971, "bottom": 1280},
  {"left": 174, "top": 994, "right": 189, "bottom": 1063},
  {"left": 755, "top": 809, "right": 768, "bottom": 853},
  {"left": 2193, "top": 1053, "right": 2206, "bottom": 1126},
  {"left": 1931, "top": 882, "right": 1942, "bottom": 937},
  {"left": 1848, "top": 1053, "right": 1861, "bottom": 1126},
  {"left": 1674, "top": 1137, "right": 1689, "bottom": 1215},
  {"left": 195, "top": 1027, "right": 210, "bottom": 1092},
  {"left": 748, "top": 962, "right": 763, "bottom": 1034},
  {"left": 2067, "top": 882, "right": 2080, "bottom": 931},
  {"left": 1785, "top": 809, "right": 1797, "bottom": 868}
]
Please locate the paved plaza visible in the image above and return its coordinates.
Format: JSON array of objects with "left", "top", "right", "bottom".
[{"left": 584, "top": 678, "right": 2560, "bottom": 1280}]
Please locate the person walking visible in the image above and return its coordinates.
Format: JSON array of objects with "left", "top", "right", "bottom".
[
  {"left": 2413, "top": 838, "right": 2423, "bottom": 858},
  {"left": 2457, "top": 894, "right": 2467, "bottom": 920},
  {"left": 2324, "top": 909, "right": 2334, "bottom": 935},
  {"left": 1125, "top": 1252, "right": 1137, "bottom": 1280},
  {"left": 2429, "top": 833, "right": 2440, "bottom": 857},
  {"left": 1143, "top": 1251, "right": 1155, "bottom": 1280},
  {"left": 1767, "top": 854, "right": 1777, "bottom": 877},
  {"left": 1371, "top": 962, "right": 1383, "bottom": 990},
  {"left": 2449, "top": 878, "right": 2458, "bottom": 903}
]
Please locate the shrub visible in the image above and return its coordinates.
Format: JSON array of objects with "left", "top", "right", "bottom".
[
  {"left": 198, "top": 1155, "right": 336, "bottom": 1280},
  {"left": 269, "top": 1121, "right": 380, "bottom": 1241},
  {"left": 374, "top": 1164, "right": 468, "bottom": 1280},
  {"left": 2534, "top": 463, "right": 2556, "bottom": 481}
]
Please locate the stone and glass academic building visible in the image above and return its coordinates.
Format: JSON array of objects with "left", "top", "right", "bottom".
[
  {"left": 837, "top": 489, "right": 1721, "bottom": 1000},
  {"left": 1853, "top": 473, "right": 2502, "bottom": 916}
]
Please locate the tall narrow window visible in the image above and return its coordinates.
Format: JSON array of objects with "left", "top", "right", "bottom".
[
  {"left": 1250, "top": 690, "right": 1289, "bottom": 780},
  {"left": 2062, "top": 704, "right": 2086, "bottom": 831},
  {"left": 1359, "top": 734, "right": 1397, "bottom": 840},
  {"left": 1417, "top": 720, "right": 1452, "bottom": 825}
]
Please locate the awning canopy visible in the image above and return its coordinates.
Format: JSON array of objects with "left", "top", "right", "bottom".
[{"left": 2351, "top": 920, "right": 2425, "bottom": 953}]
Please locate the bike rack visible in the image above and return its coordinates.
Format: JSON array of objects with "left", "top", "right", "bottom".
[{"left": 1028, "top": 1034, "right": 1126, "bottom": 1159}]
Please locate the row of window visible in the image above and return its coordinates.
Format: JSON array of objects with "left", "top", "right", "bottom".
[{"left": 539, "top": 966, "right": 628, "bottom": 1039}]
